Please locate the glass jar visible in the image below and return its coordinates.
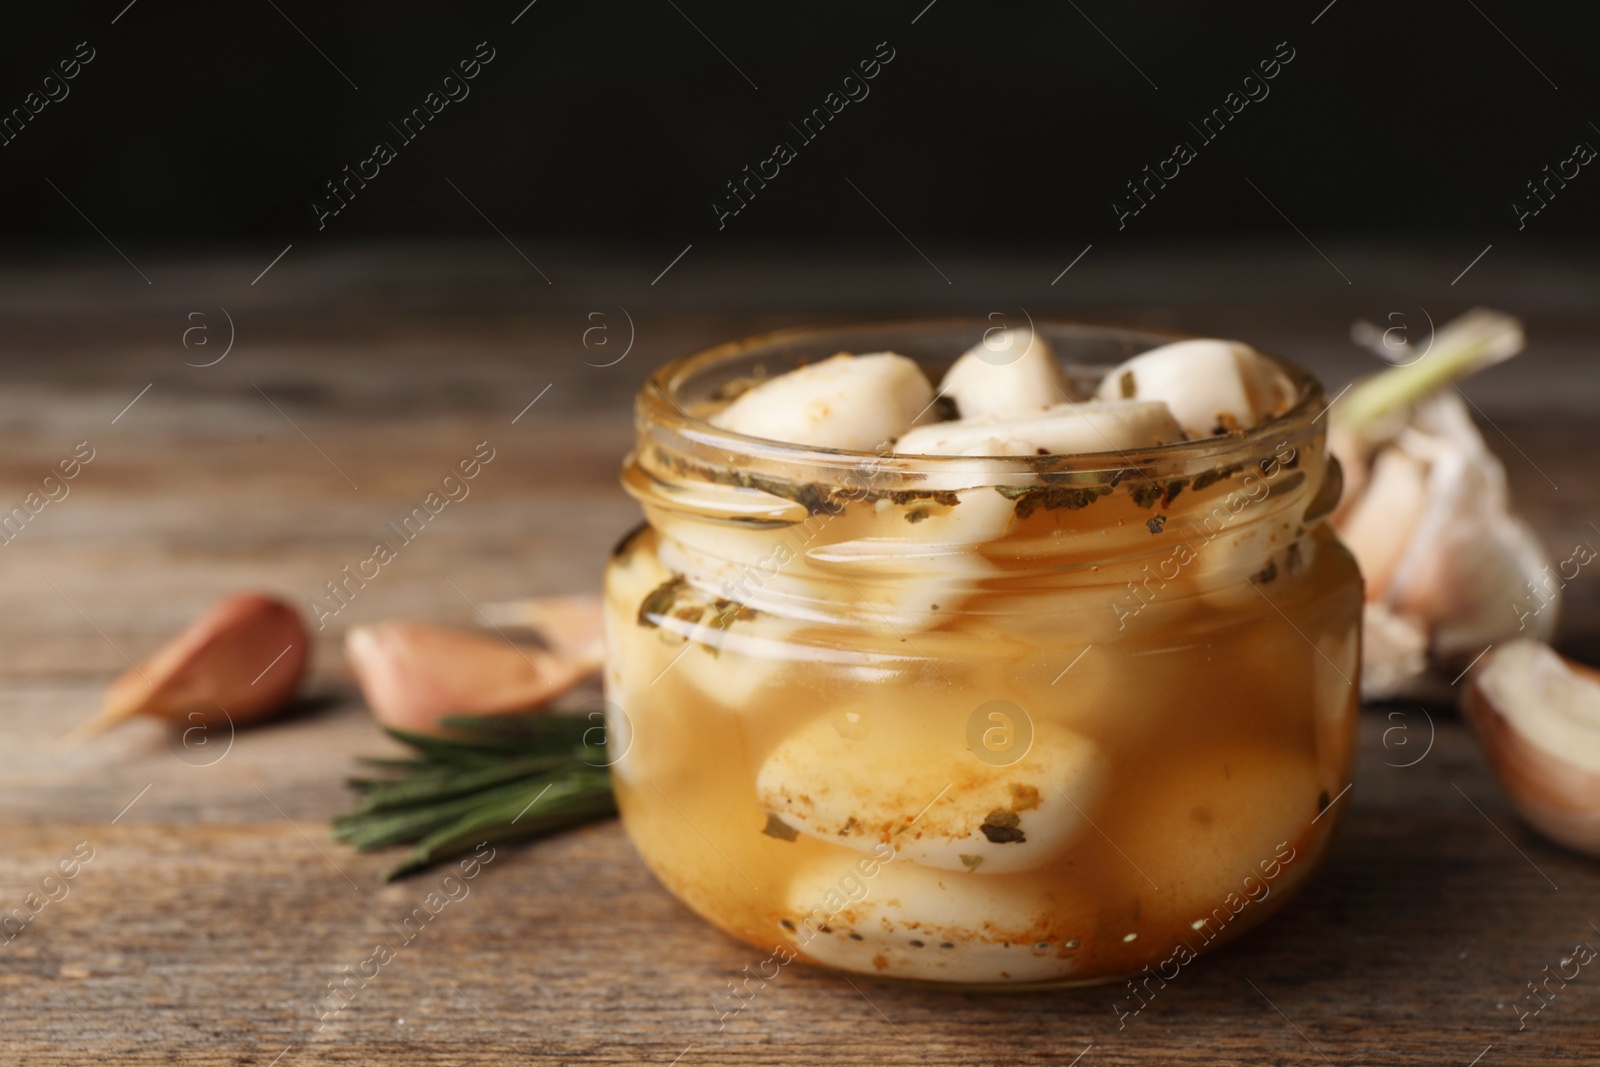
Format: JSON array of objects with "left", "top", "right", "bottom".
[{"left": 603, "top": 320, "right": 1361, "bottom": 988}]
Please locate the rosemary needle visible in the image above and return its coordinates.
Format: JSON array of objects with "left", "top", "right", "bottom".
[{"left": 333, "top": 711, "right": 617, "bottom": 881}]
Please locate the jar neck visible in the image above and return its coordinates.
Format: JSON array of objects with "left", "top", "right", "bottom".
[
  {"left": 625, "top": 429, "right": 1336, "bottom": 611},
  {"left": 622, "top": 320, "right": 1335, "bottom": 614}
]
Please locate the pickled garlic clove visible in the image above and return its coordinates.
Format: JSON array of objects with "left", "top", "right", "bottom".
[
  {"left": 1463, "top": 640, "right": 1600, "bottom": 856},
  {"left": 779, "top": 853, "right": 1077, "bottom": 983},
  {"left": 756, "top": 709, "right": 1106, "bottom": 874},
  {"left": 809, "top": 489, "right": 1018, "bottom": 631},
  {"left": 1118, "top": 754, "right": 1322, "bottom": 919},
  {"left": 627, "top": 545, "right": 806, "bottom": 715},
  {"left": 893, "top": 399, "right": 1186, "bottom": 457},
  {"left": 709, "top": 352, "right": 935, "bottom": 451},
  {"left": 1095, "top": 339, "right": 1295, "bottom": 438},
  {"left": 602, "top": 545, "right": 691, "bottom": 785},
  {"left": 939, "top": 327, "right": 1072, "bottom": 420}
]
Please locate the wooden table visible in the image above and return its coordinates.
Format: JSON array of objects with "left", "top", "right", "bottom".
[{"left": 3, "top": 243, "right": 1598, "bottom": 1065}]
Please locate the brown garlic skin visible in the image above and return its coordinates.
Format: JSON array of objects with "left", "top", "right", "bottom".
[
  {"left": 345, "top": 621, "right": 598, "bottom": 736},
  {"left": 78, "top": 593, "right": 309, "bottom": 742},
  {"left": 1462, "top": 644, "right": 1600, "bottom": 857}
]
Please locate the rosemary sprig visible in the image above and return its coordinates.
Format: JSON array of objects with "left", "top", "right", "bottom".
[{"left": 333, "top": 711, "right": 617, "bottom": 881}]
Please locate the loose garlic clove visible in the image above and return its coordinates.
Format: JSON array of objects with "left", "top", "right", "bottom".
[
  {"left": 1359, "top": 602, "right": 1433, "bottom": 702},
  {"left": 757, "top": 707, "right": 1106, "bottom": 874},
  {"left": 709, "top": 352, "right": 935, "bottom": 451},
  {"left": 893, "top": 399, "right": 1186, "bottom": 457},
  {"left": 1096, "top": 339, "right": 1295, "bottom": 438},
  {"left": 68, "top": 593, "right": 310, "bottom": 745},
  {"left": 346, "top": 621, "right": 597, "bottom": 736},
  {"left": 780, "top": 852, "right": 1078, "bottom": 983},
  {"left": 1334, "top": 448, "right": 1430, "bottom": 602},
  {"left": 940, "top": 327, "right": 1072, "bottom": 419},
  {"left": 1463, "top": 640, "right": 1600, "bottom": 856},
  {"left": 479, "top": 593, "right": 605, "bottom": 670}
]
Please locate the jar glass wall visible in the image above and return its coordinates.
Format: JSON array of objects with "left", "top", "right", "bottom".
[{"left": 604, "top": 320, "right": 1361, "bottom": 987}]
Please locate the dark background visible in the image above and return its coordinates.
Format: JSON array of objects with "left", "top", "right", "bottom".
[{"left": 3, "top": 0, "right": 1597, "bottom": 251}]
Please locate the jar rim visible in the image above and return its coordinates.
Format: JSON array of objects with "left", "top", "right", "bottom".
[{"left": 639, "top": 318, "right": 1326, "bottom": 485}]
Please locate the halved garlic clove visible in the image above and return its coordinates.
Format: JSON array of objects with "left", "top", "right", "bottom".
[
  {"left": 345, "top": 621, "right": 596, "bottom": 736},
  {"left": 1463, "top": 640, "right": 1600, "bottom": 856},
  {"left": 893, "top": 399, "right": 1186, "bottom": 457},
  {"left": 709, "top": 352, "right": 935, "bottom": 451},
  {"left": 940, "top": 327, "right": 1072, "bottom": 419},
  {"left": 1095, "top": 339, "right": 1295, "bottom": 438},
  {"left": 757, "top": 706, "right": 1106, "bottom": 874},
  {"left": 780, "top": 852, "right": 1078, "bottom": 983}
]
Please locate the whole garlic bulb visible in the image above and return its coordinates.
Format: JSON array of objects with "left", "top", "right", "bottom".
[{"left": 1330, "top": 308, "right": 1556, "bottom": 700}]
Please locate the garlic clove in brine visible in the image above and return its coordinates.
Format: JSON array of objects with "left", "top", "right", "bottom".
[
  {"left": 1463, "top": 640, "right": 1600, "bottom": 856},
  {"left": 892, "top": 399, "right": 1187, "bottom": 457},
  {"left": 875, "top": 400, "right": 1183, "bottom": 629},
  {"left": 939, "top": 326, "right": 1074, "bottom": 419},
  {"left": 709, "top": 352, "right": 935, "bottom": 451},
  {"left": 1095, "top": 339, "right": 1296, "bottom": 438},
  {"left": 756, "top": 704, "right": 1107, "bottom": 874},
  {"left": 779, "top": 852, "right": 1078, "bottom": 983}
]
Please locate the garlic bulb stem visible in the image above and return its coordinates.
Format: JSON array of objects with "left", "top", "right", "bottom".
[{"left": 1333, "top": 308, "right": 1523, "bottom": 437}]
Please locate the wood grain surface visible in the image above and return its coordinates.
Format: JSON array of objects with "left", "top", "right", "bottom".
[{"left": 1, "top": 243, "right": 1597, "bottom": 1065}]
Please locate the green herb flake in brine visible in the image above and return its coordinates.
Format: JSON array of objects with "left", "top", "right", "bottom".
[
  {"left": 1119, "top": 370, "right": 1137, "bottom": 398},
  {"left": 1008, "top": 783, "right": 1042, "bottom": 812},
  {"left": 959, "top": 854, "right": 984, "bottom": 872},
  {"left": 998, "top": 484, "right": 1112, "bottom": 520},
  {"left": 637, "top": 576, "right": 688, "bottom": 627},
  {"left": 761, "top": 813, "right": 800, "bottom": 842},
  {"left": 1146, "top": 515, "right": 1167, "bottom": 535},
  {"left": 979, "top": 808, "right": 1025, "bottom": 844},
  {"left": 699, "top": 599, "right": 759, "bottom": 657},
  {"left": 887, "top": 488, "right": 961, "bottom": 508},
  {"left": 1191, "top": 463, "right": 1242, "bottom": 493},
  {"left": 1127, "top": 480, "right": 1163, "bottom": 509}
]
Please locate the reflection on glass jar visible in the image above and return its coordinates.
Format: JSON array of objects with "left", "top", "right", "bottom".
[{"left": 604, "top": 321, "right": 1361, "bottom": 988}]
